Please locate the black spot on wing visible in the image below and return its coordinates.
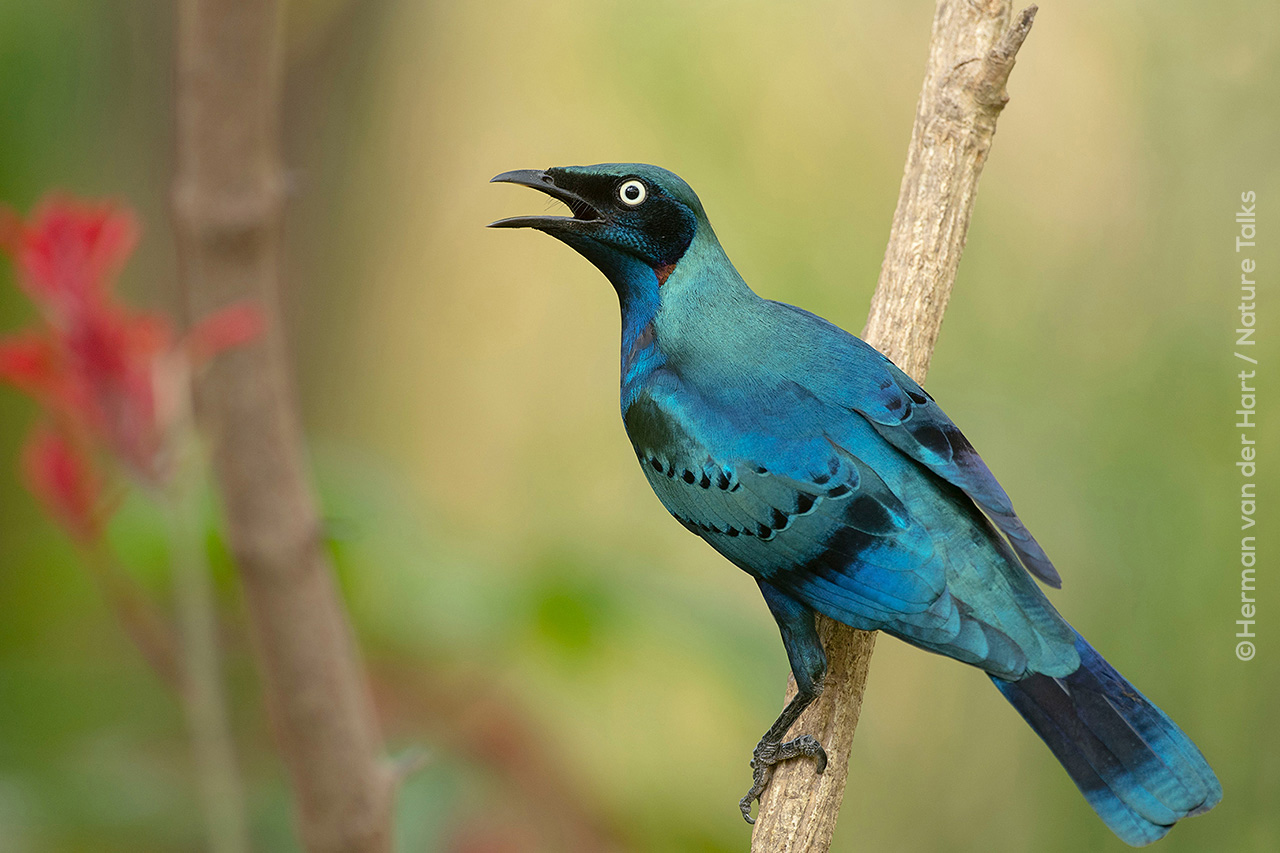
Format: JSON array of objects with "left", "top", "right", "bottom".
[
  {"left": 812, "top": 524, "right": 877, "bottom": 565},
  {"left": 912, "top": 424, "right": 953, "bottom": 461},
  {"left": 949, "top": 429, "right": 976, "bottom": 455},
  {"left": 846, "top": 494, "right": 897, "bottom": 534},
  {"left": 776, "top": 524, "right": 914, "bottom": 620},
  {"left": 668, "top": 474, "right": 824, "bottom": 545}
]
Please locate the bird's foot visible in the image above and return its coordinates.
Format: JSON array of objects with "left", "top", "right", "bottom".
[{"left": 738, "top": 734, "right": 828, "bottom": 823}]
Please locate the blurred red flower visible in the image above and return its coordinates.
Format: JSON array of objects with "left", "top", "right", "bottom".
[
  {"left": 4, "top": 194, "right": 139, "bottom": 324},
  {"left": 0, "top": 195, "right": 263, "bottom": 541},
  {"left": 21, "top": 427, "right": 103, "bottom": 544}
]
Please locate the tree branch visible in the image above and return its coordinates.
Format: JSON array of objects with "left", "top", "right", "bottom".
[
  {"left": 750, "top": 4, "right": 1037, "bottom": 850},
  {"left": 171, "top": 1, "right": 393, "bottom": 850}
]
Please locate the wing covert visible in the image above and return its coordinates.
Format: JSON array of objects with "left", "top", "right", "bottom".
[
  {"left": 624, "top": 386, "right": 947, "bottom": 624},
  {"left": 766, "top": 301, "right": 1061, "bottom": 588}
]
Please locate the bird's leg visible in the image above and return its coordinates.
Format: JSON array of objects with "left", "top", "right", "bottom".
[
  {"left": 742, "top": 581, "right": 829, "bottom": 823},
  {"left": 739, "top": 681, "right": 827, "bottom": 823}
]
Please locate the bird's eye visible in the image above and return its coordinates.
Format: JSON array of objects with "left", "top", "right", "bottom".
[{"left": 618, "top": 179, "right": 647, "bottom": 206}]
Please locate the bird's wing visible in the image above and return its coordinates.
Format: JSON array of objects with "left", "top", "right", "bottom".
[
  {"left": 627, "top": 370, "right": 1074, "bottom": 678},
  {"left": 771, "top": 302, "right": 1061, "bottom": 588},
  {"left": 625, "top": 375, "right": 948, "bottom": 625},
  {"left": 854, "top": 357, "right": 1062, "bottom": 588}
]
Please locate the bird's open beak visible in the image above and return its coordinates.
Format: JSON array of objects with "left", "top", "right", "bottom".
[{"left": 488, "top": 169, "right": 602, "bottom": 230}]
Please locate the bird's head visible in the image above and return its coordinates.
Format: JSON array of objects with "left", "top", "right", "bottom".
[{"left": 489, "top": 163, "right": 711, "bottom": 294}]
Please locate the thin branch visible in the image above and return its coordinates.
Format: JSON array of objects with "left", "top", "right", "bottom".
[
  {"left": 172, "top": 1, "right": 393, "bottom": 850},
  {"left": 165, "top": 422, "right": 250, "bottom": 853},
  {"left": 750, "top": 4, "right": 1038, "bottom": 850}
]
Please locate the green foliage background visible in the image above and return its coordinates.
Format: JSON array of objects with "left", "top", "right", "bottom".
[{"left": 0, "top": 1, "right": 1276, "bottom": 851}]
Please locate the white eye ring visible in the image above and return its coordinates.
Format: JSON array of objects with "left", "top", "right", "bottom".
[{"left": 618, "top": 179, "right": 647, "bottom": 206}]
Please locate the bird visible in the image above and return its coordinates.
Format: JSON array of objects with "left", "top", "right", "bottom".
[{"left": 490, "top": 163, "right": 1222, "bottom": 846}]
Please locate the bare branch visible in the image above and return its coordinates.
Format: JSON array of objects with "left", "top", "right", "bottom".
[
  {"left": 750, "top": 4, "right": 1038, "bottom": 850},
  {"left": 172, "top": 1, "right": 393, "bottom": 850}
]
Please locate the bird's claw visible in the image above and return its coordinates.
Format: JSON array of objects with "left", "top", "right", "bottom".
[{"left": 738, "top": 734, "right": 828, "bottom": 823}]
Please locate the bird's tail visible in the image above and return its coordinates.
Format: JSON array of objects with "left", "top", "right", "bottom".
[{"left": 992, "top": 630, "right": 1222, "bottom": 846}]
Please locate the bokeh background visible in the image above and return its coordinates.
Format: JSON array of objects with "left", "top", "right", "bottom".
[{"left": 1, "top": 1, "right": 1276, "bottom": 851}]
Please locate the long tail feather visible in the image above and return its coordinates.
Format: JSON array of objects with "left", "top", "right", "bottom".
[{"left": 992, "top": 630, "right": 1221, "bottom": 846}]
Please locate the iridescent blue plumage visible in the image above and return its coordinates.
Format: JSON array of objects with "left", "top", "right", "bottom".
[{"left": 492, "top": 163, "right": 1221, "bottom": 845}]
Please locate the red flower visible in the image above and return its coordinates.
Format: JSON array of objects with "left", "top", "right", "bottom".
[
  {"left": 3, "top": 196, "right": 138, "bottom": 326},
  {"left": 0, "top": 195, "right": 262, "bottom": 541},
  {"left": 185, "top": 301, "right": 266, "bottom": 365},
  {"left": 21, "top": 428, "right": 103, "bottom": 544},
  {"left": 0, "top": 332, "right": 62, "bottom": 403}
]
